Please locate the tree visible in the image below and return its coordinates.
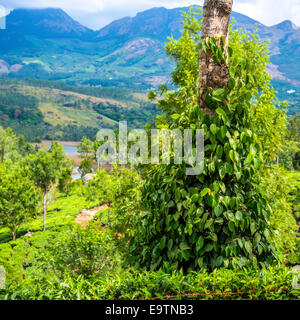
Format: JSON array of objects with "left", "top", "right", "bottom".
[
  {"left": 0, "top": 126, "right": 34, "bottom": 163},
  {"left": 58, "top": 168, "right": 73, "bottom": 197},
  {"left": 78, "top": 159, "right": 93, "bottom": 179},
  {"left": 25, "top": 150, "right": 58, "bottom": 232},
  {"left": 131, "top": 6, "right": 284, "bottom": 271},
  {"left": 78, "top": 136, "right": 94, "bottom": 160},
  {"left": 49, "top": 142, "right": 70, "bottom": 172},
  {"left": 0, "top": 126, "right": 18, "bottom": 162},
  {"left": 0, "top": 163, "right": 39, "bottom": 240}
]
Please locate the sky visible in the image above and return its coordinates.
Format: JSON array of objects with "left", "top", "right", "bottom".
[{"left": 0, "top": 0, "right": 299, "bottom": 30}]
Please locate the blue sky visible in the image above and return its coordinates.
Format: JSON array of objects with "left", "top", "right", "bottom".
[{"left": 0, "top": 0, "right": 299, "bottom": 30}]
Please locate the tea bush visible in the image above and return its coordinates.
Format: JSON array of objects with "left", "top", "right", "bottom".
[
  {"left": 36, "top": 224, "right": 120, "bottom": 279},
  {"left": 1, "top": 266, "right": 298, "bottom": 300}
]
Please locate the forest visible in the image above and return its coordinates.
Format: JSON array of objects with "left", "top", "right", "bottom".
[{"left": 0, "top": 1, "right": 299, "bottom": 301}]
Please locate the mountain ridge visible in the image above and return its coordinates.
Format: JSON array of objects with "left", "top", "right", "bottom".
[
  {"left": 5, "top": 8, "right": 94, "bottom": 37},
  {"left": 0, "top": 6, "right": 299, "bottom": 88}
]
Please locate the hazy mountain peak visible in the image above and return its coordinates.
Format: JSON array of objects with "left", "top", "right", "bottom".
[
  {"left": 273, "top": 20, "right": 299, "bottom": 31},
  {"left": 6, "top": 8, "right": 92, "bottom": 37},
  {"left": 96, "top": 5, "right": 268, "bottom": 40}
]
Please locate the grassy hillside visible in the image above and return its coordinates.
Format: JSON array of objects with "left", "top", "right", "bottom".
[{"left": 0, "top": 78, "right": 157, "bottom": 141}]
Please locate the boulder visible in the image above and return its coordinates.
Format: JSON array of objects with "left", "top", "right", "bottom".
[{"left": 82, "top": 173, "right": 96, "bottom": 185}]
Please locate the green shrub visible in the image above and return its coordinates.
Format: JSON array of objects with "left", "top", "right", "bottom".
[
  {"left": 1, "top": 267, "right": 299, "bottom": 300},
  {"left": 84, "top": 169, "right": 114, "bottom": 205},
  {"left": 78, "top": 159, "right": 93, "bottom": 178},
  {"left": 109, "top": 168, "right": 143, "bottom": 243},
  {"left": 37, "top": 224, "right": 120, "bottom": 279},
  {"left": 261, "top": 167, "right": 299, "bottom": 256},
  {"left": 58, "top": 168, "right": 74, "bottom": 197}
]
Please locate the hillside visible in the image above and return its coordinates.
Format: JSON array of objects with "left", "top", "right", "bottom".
[{"left": 0, "top": 78, "right": 157, "bottom": 141}]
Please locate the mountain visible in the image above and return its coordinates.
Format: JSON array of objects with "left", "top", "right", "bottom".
[
  {"left": 94, "top": 6, "right": 299, "bottom": 87},
  {"left": 97, "top": 6, "right": 266, "bottom": 40},
  {"left": 0, "top": 6, "right": 299, "bottom": 92},
  {"left": 6, "top": 8, "right": 93, "bottom": 38},
  {"left": 272, "top": 20, "right": 299, "bottom": 32}
]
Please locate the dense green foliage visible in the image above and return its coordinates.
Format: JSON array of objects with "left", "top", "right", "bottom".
[
  {"left": 78, "top": 160, "right": 93, "bottom": 178},
  {"left": 125, "top": 9, "right": 288, "bottom": 271},
  {"left": 58, "top": 168, "right": 73, "bottom": 197},
  {"left": 38, "top": 225, "right": 119, "bottom": 279},
  {"left": 0, "top": 126, "right": 34, "bottom": 162},
  {"left": 0, "top": 164, "right": 298, "bottom": 299},
  {"left": 279, "top": 115, "right": 300, "bottom": 170},
  {"left": 1, "top": 266, "right": 298, "bottom": 300},
  {"left": 77, "top": 136, "right": 94, "bottom": 161},
  {"left": 0, "top": 187, "right": 98, "bottom": 282},
  {"left": 0, "top": 163, "right": 40, "bottom": 240},
  {"left": 24, "top": 144, "right": 71, "bottom": 231}
]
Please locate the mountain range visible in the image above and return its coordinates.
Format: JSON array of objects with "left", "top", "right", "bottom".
[{"left": 0, "top": 6, "right": 299, "bottom": 92}]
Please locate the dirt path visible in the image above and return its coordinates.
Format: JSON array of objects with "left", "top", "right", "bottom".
[{"left": 75, "top": 204, "right": 109, "bottom": 227}]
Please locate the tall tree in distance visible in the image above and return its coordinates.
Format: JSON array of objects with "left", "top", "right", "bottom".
[
  {"left": 198, "top": 0, "right": 233, "bottom": 116},
  {"left": 25, "top": 150, "right": 59, "bottom": 232},
  {"left": 78, "top": 137, "right": 94, "bottom": 161}
]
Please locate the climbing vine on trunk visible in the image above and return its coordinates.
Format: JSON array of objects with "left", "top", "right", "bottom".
[
  {"left": 198, "top": 0, "right": 233, "bottom": 116},
  {"left": 129, "top": 6, "right": 284, "bottom": 271}
]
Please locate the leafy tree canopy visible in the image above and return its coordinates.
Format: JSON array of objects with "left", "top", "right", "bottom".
[{"left": 0, "top": 162, "right": 39, "bottom": 240}]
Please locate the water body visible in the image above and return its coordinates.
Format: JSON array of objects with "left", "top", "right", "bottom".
[
  {"left": 72, "top": 168, "right": 81, "bottom": 181},
  {"left": 60, "top": 145, "right": 81, "bottom": 180},
  {"left": 62, "top": 144, "right": 96, "bottom": 180},
  {"left": 63, "top": 145, "right": 78, "bottom": 156}
]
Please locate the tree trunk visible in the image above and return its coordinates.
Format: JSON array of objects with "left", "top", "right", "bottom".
[
  {"left": 198, "top": 0, "right": 233, "bottom": 116},
  {"left": 12, "top": 230, "right": 16, "bottom": 241},
  {"left": 43, "top": 192, "right": 48, "bottom": 232}
]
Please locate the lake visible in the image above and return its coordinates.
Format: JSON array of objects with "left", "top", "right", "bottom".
[
  {"left": 63, "top": 145, "right": 79, "bottom": 156},
  {"left": 60, "top": 145, "right": 81, "bottom": 180}
]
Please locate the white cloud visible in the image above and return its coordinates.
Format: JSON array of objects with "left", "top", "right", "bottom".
[
  {"left": 0, "top": 0, "right": 299, "bottom": 29},
  {"left": 233, "top": 0, "right": 300, "bottom": 27}
]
